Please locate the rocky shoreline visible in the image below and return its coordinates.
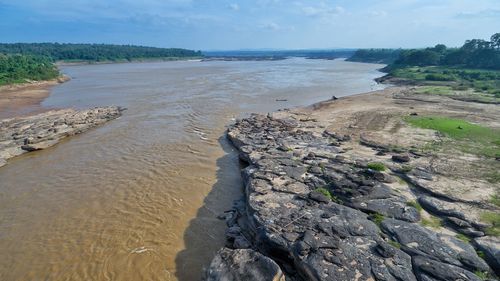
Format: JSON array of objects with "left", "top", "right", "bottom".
[
  {"left": 205, "top": 87, "right": 499, "bottom": 280},
  {"left": 0, "top": 106, "right": 123, "bottom": 168}
]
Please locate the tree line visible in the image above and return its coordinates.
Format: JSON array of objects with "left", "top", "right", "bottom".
[
  {"left": 0, "top": 43, "right": 202, "bottom": 85},
  {"left": 0, "top": 43, "right": 202, "bottom": 62},
  {"left": 349, "top": 33, "right": 500, "bottom": 70},
  {"left": 347, "top": 49, "right": 401, "bottom": 64},
  {"left": 0, "top": 54, "right": 59, "bottom": 85}
]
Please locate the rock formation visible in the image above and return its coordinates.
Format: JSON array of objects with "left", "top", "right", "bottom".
[
  {"left": 0, "top": 106, "right": 123, "bottom": 167},
  {"left": 206, "top": 114, "right": 499, "bottom": 281}
]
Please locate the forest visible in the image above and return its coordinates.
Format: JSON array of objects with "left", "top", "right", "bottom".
[
  {"left": 0, "top": 54, "right": 59, "bottom": 85},
  {"left": 0, "top": 43, "right": 202, "bottom": 62},
  {"left": 0, "top": 43, "right": 202, "bottom": 85},
  {"left": 350, "top": 33, "right": 500, "bottom": 70}
]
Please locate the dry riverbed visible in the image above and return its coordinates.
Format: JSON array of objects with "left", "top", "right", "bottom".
[{"left": 207, "top": 86, "right": 500, "bottom": 280}]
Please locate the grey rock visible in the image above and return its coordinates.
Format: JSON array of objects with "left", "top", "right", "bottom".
[
  {"left": 205, "top": 248, "right": 285, "bottom": 281},
  {"left": 392, "top": 154, "right": 411, "bottom": 163},
  {"left": 381, "top": 218, "right": 489, "bottom": 272},
  {"left": 412, "top": 255, "right": 482, "bottom": 281},
  {"left": 473, "top": 236, "right": 500, "bottom": 275}
]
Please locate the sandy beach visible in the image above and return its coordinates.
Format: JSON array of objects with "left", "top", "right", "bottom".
[{"left": 0, "top": 76, "right": 69, "bottom": 119}]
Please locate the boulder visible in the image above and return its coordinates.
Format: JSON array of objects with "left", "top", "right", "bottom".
[
  {"left": 392, "top": 154, "right": 411, "bottom": 163},
  {"left": 205, "top": 248, "right": 285, "bottom": 281}
]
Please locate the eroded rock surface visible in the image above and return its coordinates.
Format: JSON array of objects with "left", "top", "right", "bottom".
[
  {"left": 206, "top": 114, "right": 499, "bottom": 281},
  {"left": 205, "top": 248, "right": 285, "bottom": 281},
  {"left": 0, "top": 106, "right": 123, "bottom": 167}
]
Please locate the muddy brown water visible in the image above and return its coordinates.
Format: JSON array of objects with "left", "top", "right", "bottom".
[{"left": 0, "top": 58, "right": 385, "bottom": 280}]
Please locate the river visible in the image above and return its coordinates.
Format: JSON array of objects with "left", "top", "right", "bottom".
[{"left": 0, "top": 58, "right": 385, "bottom": 280}]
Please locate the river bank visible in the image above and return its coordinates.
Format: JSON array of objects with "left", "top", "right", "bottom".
[
  {"left": 0, "top": 75, "right": 70, "bottom": 119},
  {"left": 206, "top": 86, "right": 500, "bottom": 280}
]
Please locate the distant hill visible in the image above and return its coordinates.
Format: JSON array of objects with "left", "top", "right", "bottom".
[{"left": 0, "top": 43, "right": 202, "bottom": 62}]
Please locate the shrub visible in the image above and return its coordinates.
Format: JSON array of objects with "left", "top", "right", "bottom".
[
  {"left": 315, "top": 187, "right": 333, "bottom": 200},
  {"left": 367, "top": 162, "right": 386, "bottom": 171},
  {"left": 425, "top": 73, "right": 454, "bottom": 81},
  {"left": 371, "top": 213, "right": 385, "bottom": 226}
]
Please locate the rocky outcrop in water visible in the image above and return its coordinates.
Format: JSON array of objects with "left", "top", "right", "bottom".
[
  {"left": 0, "top": 106, "right": 123, "bottom": 167},
  {"left": 206, "top": 114, "right": 499, "bottom": 281}
]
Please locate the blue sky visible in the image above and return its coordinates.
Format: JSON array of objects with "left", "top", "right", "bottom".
[{"left": 0, "top": 0, "right": 499, "bottom": 50}]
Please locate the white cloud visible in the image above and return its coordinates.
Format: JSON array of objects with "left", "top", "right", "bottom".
[
  {"left": 229, "top": 3, "right": 239, "bottom": 11},
  {"left": 260, "top": 21, "right": 281, "bottom": 30},
  {"left": 455, "top": 9, "right": 500, "bottom": 19},
  {"left": 300, "top": 3, "right": 345, "bottom": 17},
  {"left": 369, "top": 10, "right": 387, "bottom": 17}
]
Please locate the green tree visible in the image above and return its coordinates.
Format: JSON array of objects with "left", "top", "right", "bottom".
[{"left": 491, "top": 33, "right": 500, "bottom": 50}]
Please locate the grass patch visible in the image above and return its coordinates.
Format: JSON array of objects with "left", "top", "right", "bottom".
[
  {"left": 421, "top": 216, "right": 443, "bottom": 228},
  {"left": 415, "top": 85, "right": 454, "bottom": 96},
  {"left": 406, "top": 200, "right": 423, "bottom": 212},
  {"left": 474, "top": 270, "right": 489, "bottom": 280},
  {"left": 388, "top": 240, "right": 401, "bottom": 249},
  {"left": 485, "top": 172, "right": 500, "bottom": 184},
  {"left": 371, "top": 213, "right": 385, "bottom": 226},
  {"left": 367, "top": 162, "right": 386, "bottom": 171},
  {"left": 455, "top": 233, "right": 471, "bottom": 243},
  {"left": 476, "top": 250, "right": 486, "bottom": 260},
  {"left": 490, "top": 194, "right": 500, "bottom": 207},
  {"left": 405, "top": 116, "right": 500, "bottom": 158},
  {"left": 397, "top": 177, "right": 407, "bottom": 185},
  {"left": 480, "top": 212, "right": 500, "bottom": 236},
  {"left": 315, "top": 187, "right": 333, "bottom": 200}
]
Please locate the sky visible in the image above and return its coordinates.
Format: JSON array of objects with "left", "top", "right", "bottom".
[{"left": 0, "top": 0, "right": 499, "bottom": 50}]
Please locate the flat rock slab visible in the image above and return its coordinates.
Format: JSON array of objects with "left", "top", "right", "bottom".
[{"left": 0, "top": 106, "right": 122, "bottom": 167}]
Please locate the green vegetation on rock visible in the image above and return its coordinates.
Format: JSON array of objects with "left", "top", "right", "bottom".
[
  {"left": 387, "top": 240, "right": 401, "bottom": 249},
  {"left": 480, "top": 212, "right": 500, "bottom": 236},
  {"left": 455, "top": 233, "right": 470, "bottom": 243},
  {"left": 406, "top": 200, "right": 423, "bottom": 212},
  {"left": 421, "top": 216, "right": 442, "bottom": 228},
  {"left": 0, "top": 54, "right": 59, "bottom": 85},
  {"left": 490, "top": 194, "right": 500, "bottom": 207},
  {"left": 474, "top": 270, "right": 489, "bottom": 280},
  {"left": 315, "top": 187, "right": 333, "bottom": 200},
  {"left": 367, "top": 162, "right": 386, "bottom": 171},
  {"left": 371, "top": 212, "right": 385, "bottom": 226}
]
